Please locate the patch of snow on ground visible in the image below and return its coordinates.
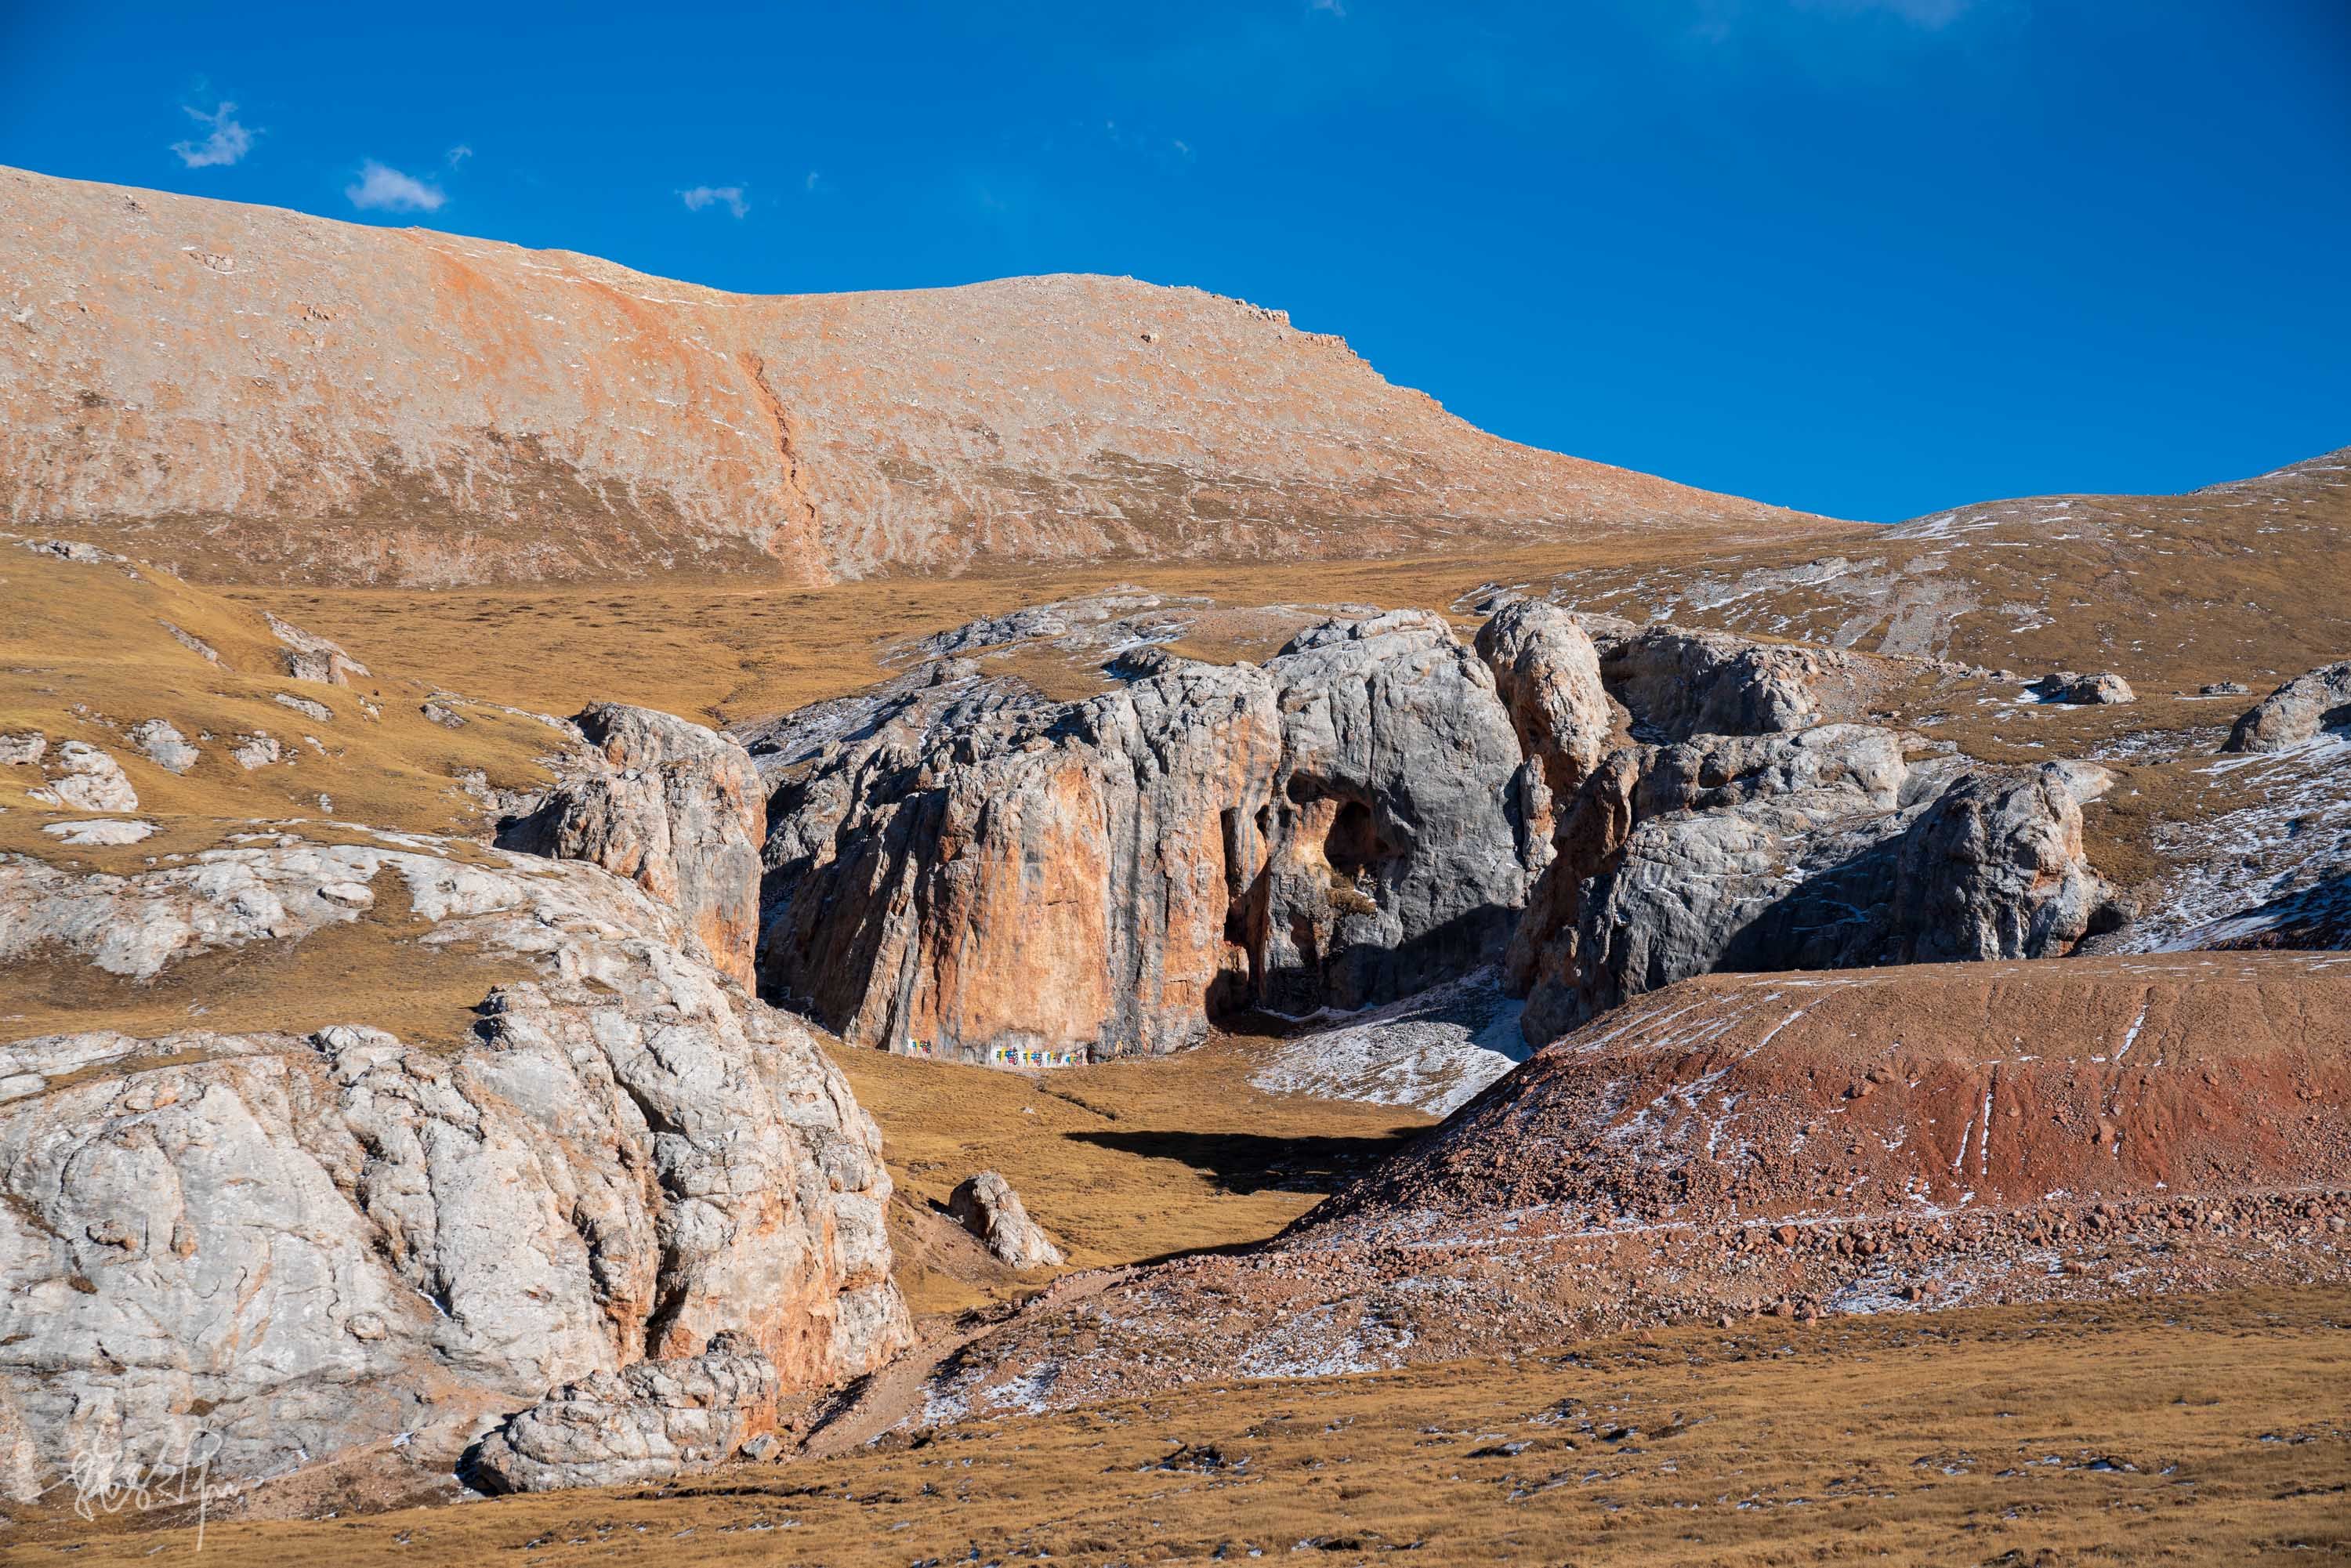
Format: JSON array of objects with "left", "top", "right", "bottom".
[{"left": 1248, "top": 968, "right": 1529, "bottom": 1117}]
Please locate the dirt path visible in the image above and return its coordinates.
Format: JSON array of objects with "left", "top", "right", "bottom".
[{"left": 795, "top": 1266, "right": 1138, "bottom": 1460}]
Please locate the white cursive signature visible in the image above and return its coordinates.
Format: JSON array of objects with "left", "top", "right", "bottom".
[{"left": 66, "top": 1426, "right": 226, "bottom": 1552}]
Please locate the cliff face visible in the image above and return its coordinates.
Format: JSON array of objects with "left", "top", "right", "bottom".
[{"left": 0, "top": 166, "right": 1840, "bottom": 585}]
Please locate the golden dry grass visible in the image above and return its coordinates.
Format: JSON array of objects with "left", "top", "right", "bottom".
[
  {"left": 22, "top": 1287, "right": 2346, "bottom": 1565},
  {"left": 829, "top": 1037, "right": 1431, "bottom": 1317}
]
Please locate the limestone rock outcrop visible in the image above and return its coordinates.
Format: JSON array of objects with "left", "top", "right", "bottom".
[
  {"left": 948, "top": 1171, "right": 1065, "bottom": 1270},
  {"left": 263, "top": 610, "right": 369, "bottom": 686},
  {"left": 27, "top": 741, "right": 136, "bottom": 812},
  {"left": 466, "top": 1333, "right": 780, "bottom": 1494},
  {"left": 1473, "top": 600, "right": 1617, "bottom": 802},
  {"left": 0, "top": 838, "right": 908, "bottom": 1489},
  {"left": 504, "top": 704, "right": 766, "bottom": 988},
  {"left": 2225, "top": 661, "right": 2351, "bottom": 753},
  {"left": 758, "top": 612, "right": 1544, "bottom": 1061},
  {"left": 1512, "top": 726, "right": 2126, "bottom": 1040},
  {"left": 1579, "top": 616, "right": 1890, "bottom": 741}
]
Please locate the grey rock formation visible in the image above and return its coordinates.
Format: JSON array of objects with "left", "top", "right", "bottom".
[
  {"left": 758, "top": 612, "right": 1543, "bottom": 1061},
  {"left": 2225, "top": 661, "right": 2351, "bottom": 753},
  {"left": 948, "top": 1171, "right": 1066, "bottom": 1270},
  {"left": 1514, "top": 728, "right": 2125, "bottom": 1041},
  {"left": 263, "top": 610, "right": 369, "bottom": 686},
  {"left": 1578, "top": 615, "right": 1889, "bottom": 740},
  {"left": 0, "top": 732, "right": 47, "bottom": 766},
  {"left": 129, "top": 718, "right": 198, "bottom": 773},
  {"left": 230, "top": 731, "right": 282, "bottom": 769},
  {"left": 1474, "top": 599, "right": 1617, "bottom": 803},
  {"left": 0, "top": 838, "right": 908, "bottom": 1491},
  {"left": 273, "top": 691, "right": 334, "bottom": 722},
  {"left": 28, "top": 741, "right": 136, "bottom": 812},
  {"left": 2030, "top": 670, "right": 2136, "bottom": 705},
  {"left": 40, "top": 819, "right": 156, "bottom": 846},
  {"left": 467, "top": 1332, "right": 779, "bottom": 1493},
  {"left": 503, "top": 704, "right": 766, "bottom": 989}
]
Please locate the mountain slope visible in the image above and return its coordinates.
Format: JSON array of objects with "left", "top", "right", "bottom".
[
  {"left": 0, "top": 166, "right": 1846, "bottom": 586},
  {"left": 1514, "top": 447, "right": 2351, "bottom": 689}
]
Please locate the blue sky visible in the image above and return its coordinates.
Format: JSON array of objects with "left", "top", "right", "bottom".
[{"left": 4, "top": 1, "right": 2346, "bottom": 521}]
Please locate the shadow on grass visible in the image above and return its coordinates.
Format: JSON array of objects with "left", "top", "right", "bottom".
[{"left": 1063, "top": 1128, "right": 1425, "bottom": 1196}]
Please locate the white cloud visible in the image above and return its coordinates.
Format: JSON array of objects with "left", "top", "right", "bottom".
[
  {"left": 172, "top": 101, "right": 253, "bottom": 169},
  {"left": 804, "top": 170, "right": 820, "bottom": 193},
  {"left": 446, "top": 144, "right": 473, "bottom": 167},
  {"left": 1310, "top": 0, "right": 1346, "bottom": 15},
  {"left": 346, "top": 161, "right": 447, "bottom": 213},
  {"left": 681, "top": 185, "right": 748, "bottom": 218}
]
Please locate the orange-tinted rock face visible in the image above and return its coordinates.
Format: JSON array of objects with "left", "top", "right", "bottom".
[{"left": 0, "top": 166, "right": 1842, "bottom": 585}]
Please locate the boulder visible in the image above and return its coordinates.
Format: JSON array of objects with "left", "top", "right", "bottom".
[
  {"left": 759, "top": 613, "right": 1544, "bottom": 1061},
  {"left": 0, "top": 840, "right": 909, "bottom": 1489},
  {"left": 0, "top": 733, "right": 47, "bottom": 767},
  {"left": 466, "top": 1333, "right": 779, "bottom": 1494},
  {"left": 263, "top": 610, "right": 369, "bottom": 686},
  {"left": 2224, "top": 661, "right": 2351, "bottom": 753},
  {"left": 948, "top": 1171, "right": 1065, "bottom": 1270},
  {"left": 2030, "top": 671, "right": 2136, "bottom": 705},
  {"left": 129, "top": 719, "right": 198, "bottom": 773},
  {"left": 1473, "top": 599, "right": 1617, "bottom": 802},
  {"left": 504, "top": 703, "right": 766, "bottom": 989}
]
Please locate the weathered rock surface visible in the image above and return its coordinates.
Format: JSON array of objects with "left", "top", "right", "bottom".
[
  {"left": 466, "top": 1332, "right": 779, "bottom": 1494},
  {"left": 1510, "top": 725, "right": 2125, "bottom": 1042},
  {"left": 2031, "top": 670, "right": 2135, "bottom": 705},
  {"left": 264, "top": 610, "right": 369, "bottom": 686},
  {"left": 129, "top": 717, "right": 198, "bottom": 773},
  {"left": 0, "top": 838, "right": 908, "bottom": 1490},
  {"left": 27, "top": 740, "right": 136, "bottom": 812},
  {"left": 947, "top": 1171, "right": 1065, "bottom": 1271},
  {"left": 0, "top": 168, "right": 1842, "bottom": 586},
  {"left": 0, "top": 732, "right": 45, "bottom": 766},
  {"left": 758, "top": 613, "right": 1544, "bottom": 1061},
  {"left": 503, "top": 704, "right": 766, "bottom": 988},
  {"left": 1579, "top": 615, "right": 1892, "bottom": 741},
  {"left": 1473, "top": 600, "right": 1617, "bottom": 803},
  {"left": 2225, "top": 661, "right": 2351, "bottom": 753}
]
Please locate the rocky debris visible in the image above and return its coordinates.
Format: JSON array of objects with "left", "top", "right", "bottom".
[
  {"left": 1575, "top": 615, "right": 1892, "bottom": 740},
  {"left": 1512, "top": 726, "right": 2126, "bottom": 1041},
  {"left": 502, "top": 704, "right": 766, "bottom": 989},
  {"left": 466, "top": 1333, "right": 779, "bottom": 1494},
  {"left": 231, "top": 731, "right": 281, "bottom": 769},
  {"left": 273, "top": 691, "right": 334, "bottom": 722},
  {"left": 0, "top": 733, "right": 45, "bottom": 766},
  {"left": 915, "top": 954, "right": 2351, "bottom": 1418},
  {"left": 263, "top": 610, "right": 368, "bottom": 686},
  {"left": 128, "top": 718, "right": 198, "bottom": 773},
  {"left": 947, "top": 1171, "right": 1066, "bottom": 1270},
  {"left": 1247, "top": 967, "right": 1529, "bottom": 1117},
  {"left": 39, "top": 819, "right": 156, "bottom": 846},
  {"left": 27, "top": 741, "right": 136, "bottom": 812},
  {"left": 759, "top": 612, "right": 1543, "bottom": 1061},
  {"left": 2031, "top": 671, "right": 2136, "bottom": 705},
  {"left": 0, "top": 838, "right": 909, "bottom": 1489},
  {"left": 2201, "top": 681, "right": 2251, "bottom": 697},
  {"left": 19, "top": 538, "right": 126, "bottom": 566},
  {"left": 1473, "top": 600, "right": 1617, "bottom": 803},
  {"left": 421, "top": 699, "right": 469, "bottom": 728},
  {"left": 891, "top": 588, "right": 1208, "bottom": 663},
  {"left": 0, "top": 168, "right": 1837, "bottom": 586},
  {"left": 2224, "top": 661, "right": 2351, "bottom": 753},
  {"left": 158, "top": 621, "right": 220, "bottom": 664}
]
